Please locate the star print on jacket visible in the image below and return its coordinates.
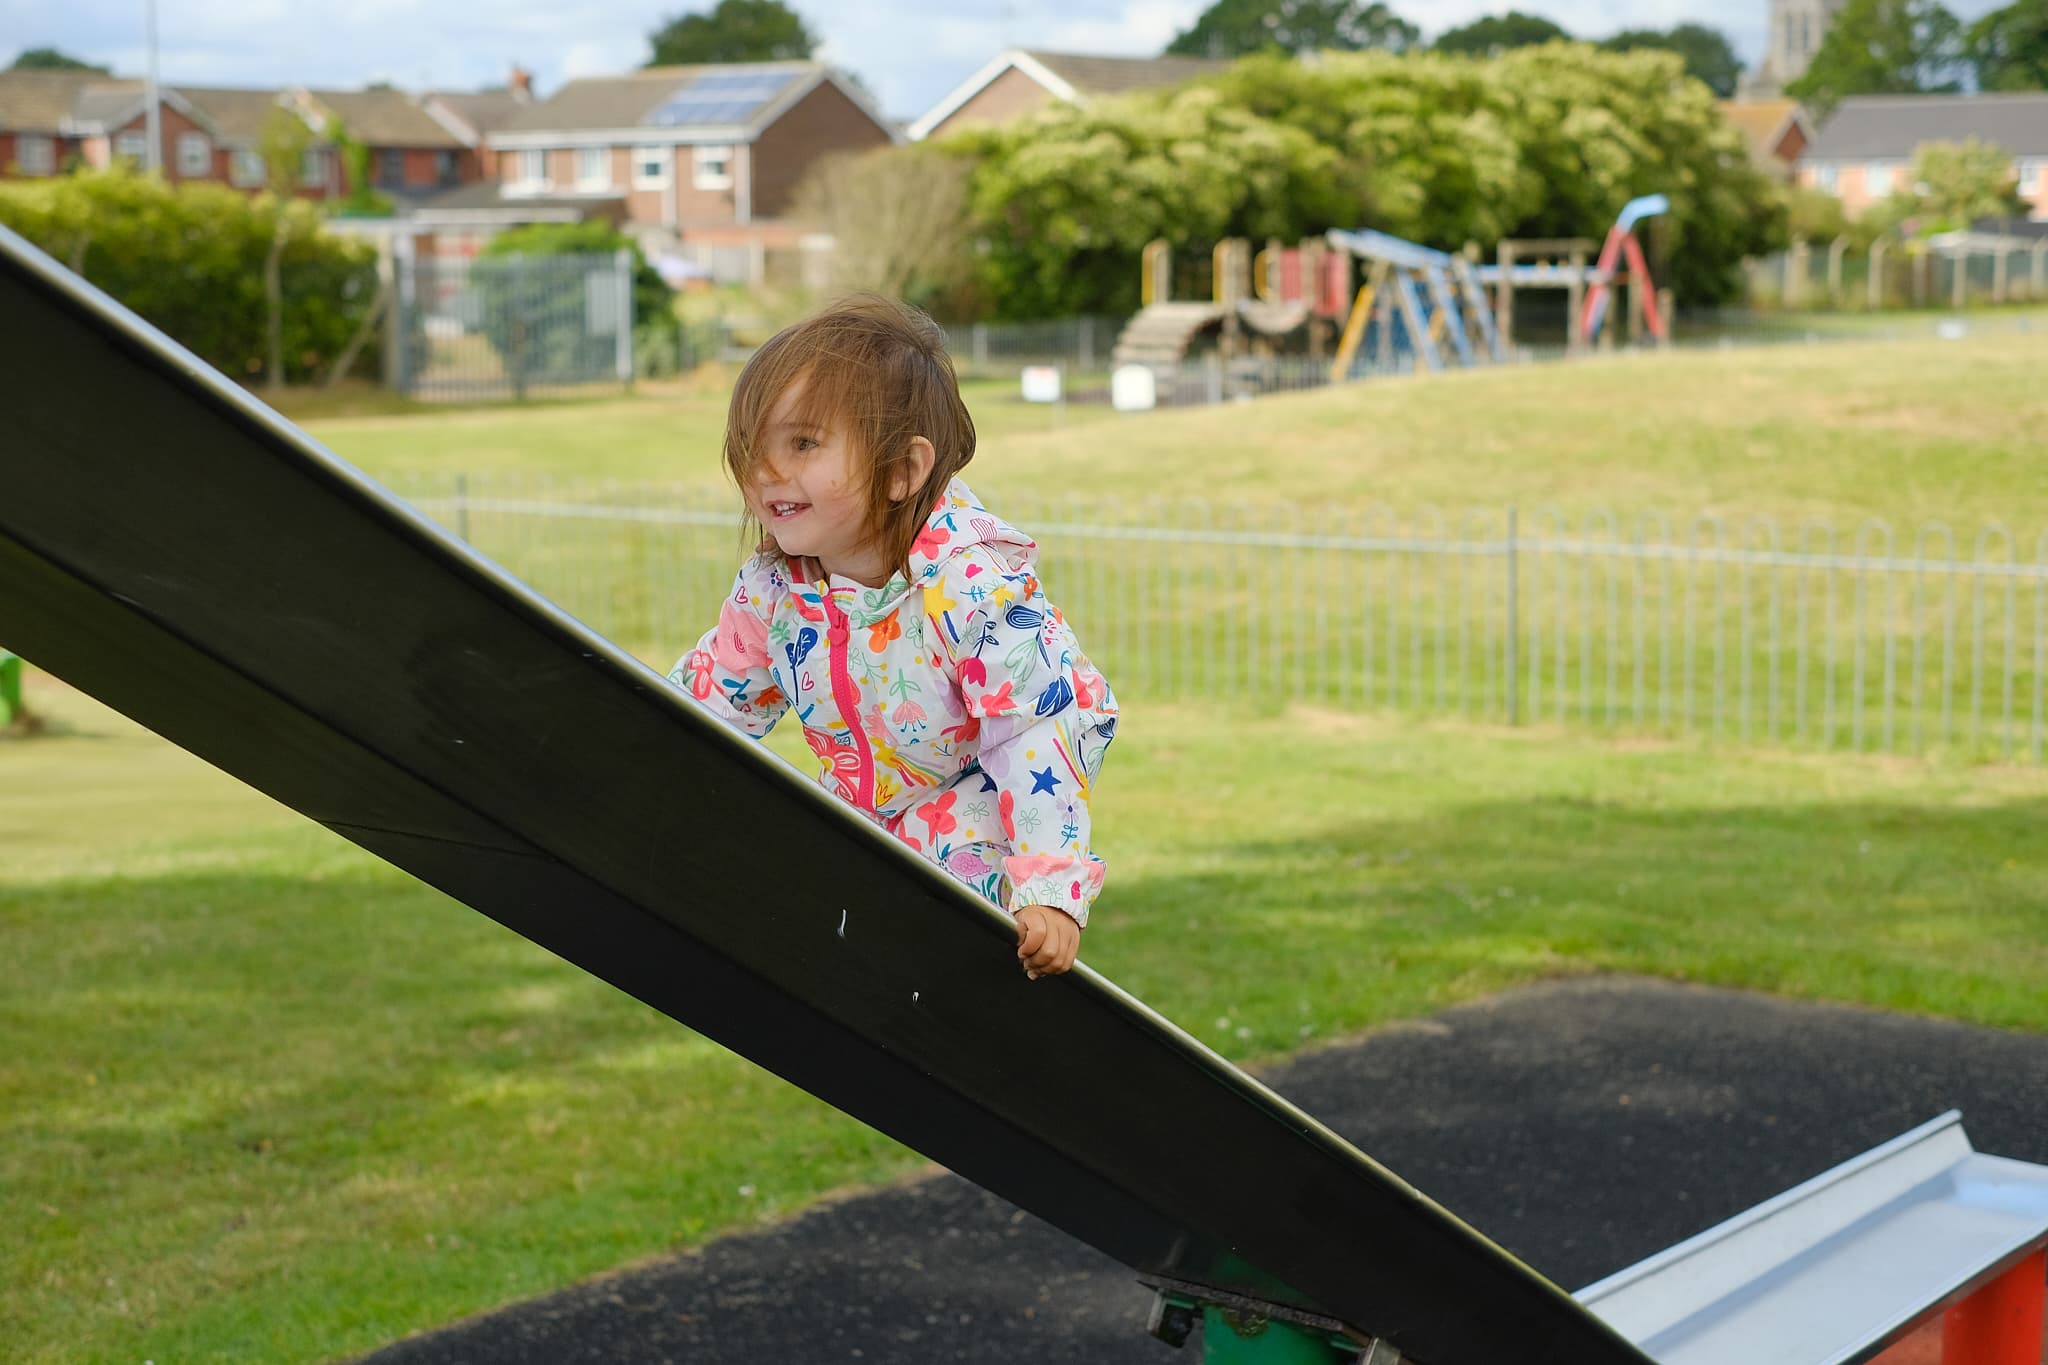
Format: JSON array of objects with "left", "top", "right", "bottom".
[{"left": 668, "top": 479, "right": 1117, "bottom": 926}]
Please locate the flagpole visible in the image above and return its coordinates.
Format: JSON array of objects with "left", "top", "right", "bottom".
[{"left": 143, "top": 0, "right": 162, "bottom": 176}]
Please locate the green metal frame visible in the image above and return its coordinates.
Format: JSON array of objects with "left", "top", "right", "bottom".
[
  {"left": 1149, "top": 1287, "right": 1383, "bottom": 1364},
  {"left": 0, "top": 650, "right": 20, "bottom": 725}
]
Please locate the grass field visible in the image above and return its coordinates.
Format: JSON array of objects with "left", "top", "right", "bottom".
[
  {"left": 303, "top": 329, "right": 2048, "bottom": 530},
  {"left": 7, "top": 330, "right": 2048, "bottom": 1363}
]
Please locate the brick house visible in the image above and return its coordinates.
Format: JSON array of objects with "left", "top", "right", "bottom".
[
  {"left": 0, "top": 68, "right": 226, "bottom": 183},
  {"left": 421, "top": 77, "right": 535, "bottom": 183},
  {"left": 175, "top": 86, "right": 338, "bottom": 196},
  {"left": 0, "top": 68, "right": 492, "bottom": 203},
  {"left": 907, "top": 49, "right": 1230, "bottom": 142},
  {"left": 477, "top": 61, "right": 896, "bottom": 280},
  {"left": 1717, "top": 98, "right": 1813, "bottom": 182},
  {"left": 1796, "top": 93, "right": 2048, "bottom": 219}
]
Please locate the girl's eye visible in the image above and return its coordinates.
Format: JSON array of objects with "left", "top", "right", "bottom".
[{"left": 793, "top": 436, "right": 818, "bottom": 452}]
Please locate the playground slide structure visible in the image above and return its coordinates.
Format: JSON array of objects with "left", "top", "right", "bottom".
[
  {"left": 3, "top": 223, "right": 2044, "bottom": 1365},
  {"left": 1323, "top": 228, "right": 1506, "bottom": 377},
  {"left": 1117, "top": 196, "right": 1675, "bottom": 386}
]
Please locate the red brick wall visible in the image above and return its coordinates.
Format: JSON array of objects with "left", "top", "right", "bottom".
[
  {"left": 394, "top": 146, "right": 474, "bottom": 188},
  {"left": 675, "top": 144, "right": 737, "bottom": 227},
  {"left": 158, "top": 105, "right": 216, "bottom": 187},
  {"left": 751, "top": 80, "right": 892, "bottom": 218}
]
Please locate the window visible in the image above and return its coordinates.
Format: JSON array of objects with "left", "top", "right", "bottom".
[
  {"left": 434, "top": 149, "right": 458, "bottom": 186},
  {"left": 1814, "top": 163, "right": 1838, "bottom": 192},
  {"left": 376, "top": 147, "right": 406, "bottom": 188},
  {"left": 575, "top": 145, "right": 610, "bottom": 190},
  {"left": 1865, "top": 161, "right": 1894, "bottom": 197},
  {"left": 177, "top": 131, "right": 211, "bottom": 176},
  {"left": 299, "top": 146, "right": 329, "bottom": 189},
  {"left": 115, "top": 131, "right": 147, "bottom": 164},
  {"left": 510, "top": 147, "right": 546, "bottom": 190},
  {"left": 230, "top": 146, "right": 265, "bottom": 188},
  {"left": 2021, "top": 160, "right": 2044, "bottom": 198},
  {"left": 17, "top": 134, "right": 55, "bottom": 176},
  {"left": 633, "top": 146, "right": 670, "bottom": 189},
  {"left": 693, "top": 143, "right": 734, "bottom": 190}
]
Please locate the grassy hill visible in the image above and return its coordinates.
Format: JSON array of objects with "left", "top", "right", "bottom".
[{"left": 306, "top": 331, "right": 2048, "bottom": 530}]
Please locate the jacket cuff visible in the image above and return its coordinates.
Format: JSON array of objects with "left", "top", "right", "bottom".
[{"left": 1003, "top": 855, "right": 1105, "bottom": 929}]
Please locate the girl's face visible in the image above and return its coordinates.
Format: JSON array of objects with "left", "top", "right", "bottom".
[{"left": 747, "top": 381, "right": 889, "bottom": 586}]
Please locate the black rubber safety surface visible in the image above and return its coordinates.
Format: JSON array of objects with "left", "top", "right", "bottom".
[{"left": 358, "top": 976, "right": 2048, "bottom": 1365}]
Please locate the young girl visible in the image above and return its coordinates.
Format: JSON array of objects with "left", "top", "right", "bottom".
[{"left": 669, "top": 294, "right": 1117, "bottom": 979}]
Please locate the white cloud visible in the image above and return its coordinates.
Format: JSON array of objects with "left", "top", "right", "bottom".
[
  {"left": 10, "top": 0, "right": 2016, "bottom": 112},
  {"left": 563, "top": 39, "right": 637, "bottom": 81},
  {"left": 1043, "top": 0, "right": 1207, "bottom": 54}
]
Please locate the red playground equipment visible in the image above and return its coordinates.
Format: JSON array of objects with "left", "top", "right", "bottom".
[{"left": 1579, "top": 194, "right": 1670, "bottom": 346}]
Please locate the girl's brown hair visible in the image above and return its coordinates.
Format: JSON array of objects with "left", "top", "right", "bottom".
[{"left": 724, "top": 292, "right": 976, "bottom": 581}]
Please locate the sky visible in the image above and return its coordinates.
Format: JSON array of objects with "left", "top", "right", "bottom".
[{"left": 4, "top": 0, "right": 2012, "bottom": 122}]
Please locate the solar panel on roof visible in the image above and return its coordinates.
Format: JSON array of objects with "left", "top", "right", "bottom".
[
  {"left": 648, "top": 95, "right": 787, "bottom": 124},
  {"left": 649, "top": 98, "right": 759, "bottom": 125},
  {"left": 687, "top": 70, "right": 790, "bottom": 94},
  {"left": 645, "top": 70, "right": 797, "bottom": 126}
]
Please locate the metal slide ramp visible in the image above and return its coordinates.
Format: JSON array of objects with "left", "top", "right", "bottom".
[{"left": 4, "top": 223, "right": 2045, "bottom": 1365}]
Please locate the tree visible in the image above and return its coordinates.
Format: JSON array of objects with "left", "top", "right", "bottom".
[
  {"left": 1165, "top": 0, "right": 1419, "bottom": 57},
  {"left": 790, "top": 146, "right": 977, "bottom": 314},
  {"left": 1431, "top": 11, "right": 1569, "bottom": 56},
  {"left": 324, "top": 118, "right": 394, "bottom": 217},
  {"left": 1600, "top": 23, "right": 1743, "bottom": 97},
  {"left": 647, "top": 0, "right": 815, "bottom": 66},
  {"left": 1967, "top": 0, "right": 2048, "bottom": 90},
  {"left": 944, "top": 44, "right": 1781, "bottom": 317},
  {"left": 257, "top": 106, "right": 315, "bottom": 394},
  {"left": 1901, "top": 138, "right": 2028, "bottom": 228},
  {"left": 1785, "top": 183, "right": 1852, "bottom": 242},
  {"left": 0, "top": 167, "right": 378, "bottom": 382},
  {"left": 9, "top": 47, "right": 109, "bottom": 72},
  {"left": 948, "top": 81, "right": 1346, "bottom": 318},
  {"left": 1785, "top": 0, "right": 1963, "bottom": 117}
]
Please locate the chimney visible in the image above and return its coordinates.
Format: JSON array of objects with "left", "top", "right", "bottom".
[{"left": 508, "top": 64, "right": 533, "bottom": 101}]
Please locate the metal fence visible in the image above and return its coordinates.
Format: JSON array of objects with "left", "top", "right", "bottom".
[
  {"left": 1747, "top": 238, "right": 2048, "bottom": 312},
  {"left": 388, "top": 251, "right": 643, "bottom": 401},
  {"left": 388, "top": 474, "right": 2048, "bottom": 765},
  {"left": 938, "top": 316, "right": 1123, "bottom": 379}
]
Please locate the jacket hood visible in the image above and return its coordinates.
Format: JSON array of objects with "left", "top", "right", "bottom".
[{"left": 817, "top": 479, "right": 1036, "bottom": 625}]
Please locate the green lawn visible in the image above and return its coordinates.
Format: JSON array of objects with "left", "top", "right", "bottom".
[
  {"left": 8, "top": 330, "right": 2048, "bottom": 1363},
  {"left": 303, "top": 330, "right": 2048, "bottom": 530}
]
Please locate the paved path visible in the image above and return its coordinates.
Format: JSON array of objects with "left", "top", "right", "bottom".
[{"left": 359, "top": 977, "right": 2048, "bottom": 1364}]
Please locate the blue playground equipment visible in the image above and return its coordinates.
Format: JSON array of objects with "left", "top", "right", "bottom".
[{"left": 1324, "top": 228, "right": 1507, "bottom": 378}]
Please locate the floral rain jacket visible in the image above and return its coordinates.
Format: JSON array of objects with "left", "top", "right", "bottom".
[{"left": 669, "top": 479, "right": 1118, "bottom": 926}]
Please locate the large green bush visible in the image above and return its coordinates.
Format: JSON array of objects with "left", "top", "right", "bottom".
[
  {"left": 945, "top": 43, "right": 1784, "bottom": 316},
  {"left": 0, "top": 167, "right": 380, "bottom": 383}
]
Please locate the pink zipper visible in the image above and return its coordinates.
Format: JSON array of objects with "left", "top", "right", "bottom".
[{"left": 821, "top": 591, "right": 875, "bottom": 809}]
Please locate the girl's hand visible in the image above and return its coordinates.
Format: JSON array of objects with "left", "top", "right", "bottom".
[{"left": 1015, "top": 904, "right": 1080, "bottom": 979}]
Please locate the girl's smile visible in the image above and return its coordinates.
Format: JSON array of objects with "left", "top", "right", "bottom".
[{"left": 746, "top": 381, "right": 886, "bottom": 584}]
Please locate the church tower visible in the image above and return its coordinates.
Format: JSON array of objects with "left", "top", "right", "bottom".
[{"left": 1745, "top": 0, "right": 1848, "bottom": 96}]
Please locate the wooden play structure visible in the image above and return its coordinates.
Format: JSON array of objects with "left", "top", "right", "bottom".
[
  {"left": 1118, "top": 195, "right": 1676, "bottom": 387},
  {"left": 1113, "top": 236, "right": 1343, "bottom": 370}
]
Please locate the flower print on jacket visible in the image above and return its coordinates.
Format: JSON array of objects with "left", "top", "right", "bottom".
[{"left": 668, "top": 479, "right": 1117, "bottom": 926}]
